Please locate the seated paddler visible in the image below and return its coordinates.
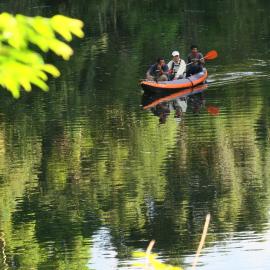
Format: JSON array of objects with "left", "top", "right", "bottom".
[
  {"left": 167, "top": 51, "right": 186, "bottom": 80},
  {"left": 186, "top": 45, "right": 205, "bottom": 77},
  {"left": 146, "top": 57, "right": 169, "bottom": 81}
]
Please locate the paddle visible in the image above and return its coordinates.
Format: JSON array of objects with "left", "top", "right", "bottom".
[
  {"left": 203, "top": 50, "right": 218, "bottom": 61},
  {"left": 186, "top": 50, "right": 218, "bottom": 66}
]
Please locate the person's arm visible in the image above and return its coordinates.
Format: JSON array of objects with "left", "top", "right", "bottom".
[
  {"left": 164, "top": 64, "right": 169, "bottom": 73},
  {"left": 167, "top": 61, "right": 172, "bottom": 70},
  {"left": 146, "top": 68, "right": 151, "bottom": 78},
  {"left": 146, "top": 65, "right": 155, "bottom": 80},
  {"left": 198, "top": 53, "right": 205, "bottom": 65},
  {"left": 160, "top": 64, "right": 169, "bottom": 75},
  {"left": 187, "top": 54, "right": 192, "bottom": 64},
  {"left": 175, "top": 60, "right": 186, "bottom": 79}
]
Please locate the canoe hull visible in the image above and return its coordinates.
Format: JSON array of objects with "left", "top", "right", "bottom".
[{"left": 141, "top": 69, "right": 208, "bottom": 93}]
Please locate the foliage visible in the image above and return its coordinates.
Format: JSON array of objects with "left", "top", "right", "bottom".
[
  {"left": 133, "top": 251, "right": 183, "bottom": 270},
  {"left": 0, "top": 13, "right": 84, "bottom": 98}
]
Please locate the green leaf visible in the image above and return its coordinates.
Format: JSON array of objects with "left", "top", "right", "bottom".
[
  {"left": 51, "top": 15, "right": 84, "bottom": 40},
  {"left": 29, "top": 76, "right": 49, "bottom": 91},
  {"left": 48, "top": 39, "right": 73, "bottom": 60},
  {"left": 19, "top": 77, "right": 32, "bottom": 92},
  {"left": 31, "top": 16, "right": 55, "bottom": 39},
  {"left": 27, "top": 31, "right": 50, "bottom": 52},
  {"left": 0, "top": 12, "right": 84, "bottom": 97},
  {"left": 0, "top": 74, "right": 20, "bottom": 98},
  {"left": 42, "top": 64, "right": 60, "bottom": 77}
]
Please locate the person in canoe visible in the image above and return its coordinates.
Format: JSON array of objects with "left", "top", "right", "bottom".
[
  {"left": 167, "top": 51, "right": 186, "bottom": 80},
  {"left": 186, "top": 45, "right": 205, "bottom": 77},
  {"left": 146, "top": 57, "right": 169, "bottom": 81}
]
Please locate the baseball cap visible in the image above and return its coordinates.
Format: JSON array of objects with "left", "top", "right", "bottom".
[{"left": 172, "top": 51, "right": 180, "bottom": 57}]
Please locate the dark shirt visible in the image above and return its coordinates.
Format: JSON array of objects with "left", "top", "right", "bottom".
[
  {"left": 187, "top": 52, "right": 204, "bottom": 67},
  {"left": 148, "top": 63, "right": 169, "bottom": 76}
]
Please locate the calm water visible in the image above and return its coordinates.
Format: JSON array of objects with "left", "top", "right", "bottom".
[{"left": 0, "top": 1, "right": 270, "bottom": 269}]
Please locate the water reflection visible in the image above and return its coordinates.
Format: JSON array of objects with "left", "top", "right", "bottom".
[
  {"left": 141, "top": 84, "right": 211, "bottom": 123},
  {"left": 145, "top": 97, "right": 188, "bottom": 124}
]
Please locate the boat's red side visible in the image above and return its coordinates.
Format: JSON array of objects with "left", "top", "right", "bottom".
[{"left": 141, "top": 69, "right": 208, "bottom": 93}]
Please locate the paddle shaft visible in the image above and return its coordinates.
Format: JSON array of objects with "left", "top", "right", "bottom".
[
  {"left": 186, "top": 57, "right": 205, "bottom": 67},
  {"left": 186, "top": 50, "right": 218, "bottom": 66}
]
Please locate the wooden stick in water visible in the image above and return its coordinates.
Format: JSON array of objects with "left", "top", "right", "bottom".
[
  {"left": 191, "top": 213, "right": 211, "bottom": 270},
  {"left": 145, "top": 240, "right": 155, "bottom": 269},
  {"left": 146, "top": 240, "right": 155, "bottom": 255}
]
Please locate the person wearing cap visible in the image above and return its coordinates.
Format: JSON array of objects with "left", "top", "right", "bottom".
[
  {"left": 186, "top": 45, "right": 205, "bottom": 77},
  {"left": 146, "top": 57, "right": 169, "bottom": 81},
  {"left": 167, "top": 51, "right": 186, "bottom": 80}
]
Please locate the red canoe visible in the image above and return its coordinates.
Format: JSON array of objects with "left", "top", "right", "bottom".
[{"left": 141, "top": 68, "right": 208, "bottom": 93}]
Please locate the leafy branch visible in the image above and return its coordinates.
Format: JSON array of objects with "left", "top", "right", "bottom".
[{"left": 0, "top": 13, "right": 84, "bottom": 98}]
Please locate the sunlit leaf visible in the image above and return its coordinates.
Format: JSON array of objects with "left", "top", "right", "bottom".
[
  {"left": 8, "top": 48, "right": 44, "bottom": 65},
  {"left": 36, "top": 70, "right": 48, "bottom": 81},
  {"left": 31, "top": 16, "right": 54, "bottom": 38},
  {"left": 42, "top": 64, "right": 60, "bottom": 77},
  {"left": 29, "top": 76, "right": 49, "bottom": 91},
  {"left": 0, "top": 12, "right": 84, "bottom": 97},
  {"left": 27, "top": 31, "right": 50, "bottom": 52},
  {"left": 48, "top": 39, "right": 73, "bottom": 60},
  {"left": 51, "top": 15, "right": 84, "bottom": 40},
  {"left": 19, "top": 77, "right": 32, "bottom": 92},
  {"left": 0, "top": 74, "right": 20, "bottom": 98}
]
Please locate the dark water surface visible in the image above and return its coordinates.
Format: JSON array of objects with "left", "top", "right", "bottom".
[{"left": 0, "top": 1, "right": 270, "bottom": 269}]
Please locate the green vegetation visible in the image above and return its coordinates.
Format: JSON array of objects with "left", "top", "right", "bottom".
[{"left": 0, "top": 12, "right": 84, "bottom": 98}]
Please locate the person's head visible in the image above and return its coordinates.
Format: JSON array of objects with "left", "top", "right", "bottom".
[
  {"left": 156, "top": 57, "right": 166, "bottom": 66},
  {"left": 171, "top": 51, "right": 180, "bottom": 61},
  {"left": 190, "top": 45, "right": 198, "bottom": 54}
]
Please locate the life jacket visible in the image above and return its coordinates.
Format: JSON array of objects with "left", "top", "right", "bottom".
[
  {"left": 171, "top": 60, "right": 182, "bottom": 74},
  {"left": 169, "top": 60, "right": 182, "bottom": 79}
]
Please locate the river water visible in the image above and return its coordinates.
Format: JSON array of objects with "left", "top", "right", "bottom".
[{"left": 0, "top": 1, "right": 270, "bottom": 269}]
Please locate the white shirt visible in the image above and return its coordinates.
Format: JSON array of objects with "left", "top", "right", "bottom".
[{"left": 167, "top": 59, "right": 186, "bottom": 79}]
